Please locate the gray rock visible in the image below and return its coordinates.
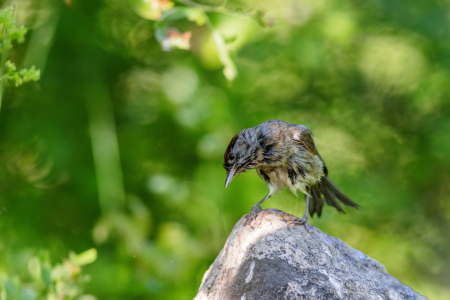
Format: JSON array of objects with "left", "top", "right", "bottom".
[{"left": 194, "top": 209, "right": 427, "bottom": 300}]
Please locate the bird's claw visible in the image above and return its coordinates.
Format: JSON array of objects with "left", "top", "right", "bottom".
[
  {"left": 245, "top": 205, "right": 262, "bottom": 226},
  {"left": 288, "top": 216, "right": 311, "bottom": 232}
]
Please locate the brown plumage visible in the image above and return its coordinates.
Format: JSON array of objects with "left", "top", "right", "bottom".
[{"left": 223, "top": 120, "right": 359, "bottom": 226}]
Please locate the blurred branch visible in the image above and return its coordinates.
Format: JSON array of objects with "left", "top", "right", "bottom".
[
  {"left": 175, "top": 0, "right": 226, "bottom": 9},
  {"left": 133, "top": 0, "right": 269, "bottom": 80},
  {"left": 23, "top": 2, "right": 61, "bottom": 73},
  {"left": 203, "top": 13, "right": 237, "bottom": 80},
  {"left": 174, "top": 0, "right": 235, "bottom": 15},
  {"left": 174, "top": 0, "right": 268, "bottom": 21},
  {"left": 83, "top": 77, "right": 125, "bottom": 213}
]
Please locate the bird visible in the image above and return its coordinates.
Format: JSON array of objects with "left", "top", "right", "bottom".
[{"left": 223, "top": 120, "right": 359, "bottom": 226}]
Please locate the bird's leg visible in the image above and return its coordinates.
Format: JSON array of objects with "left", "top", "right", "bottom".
[
  {"left": 245, "top": 193, "right": 271, "bottom": 225},
  {"left": 289, "top": 194, "right": 311, "bottom": 232},
  {"left": 299, "top": 194, "right": 309, "bottom": 224}
]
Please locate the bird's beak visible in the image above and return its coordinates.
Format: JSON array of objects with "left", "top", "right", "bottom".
[{"left": 224, "top": 167, "right": 237, "bottom": 188}]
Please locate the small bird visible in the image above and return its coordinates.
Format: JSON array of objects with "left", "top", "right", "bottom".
[{"left": 223, "top": 120, "right": 359, "bottom": 226}]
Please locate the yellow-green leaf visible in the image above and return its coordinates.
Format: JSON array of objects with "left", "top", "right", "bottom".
[{"left": 70, "top": 248, "right": 98, "bottom": 266}]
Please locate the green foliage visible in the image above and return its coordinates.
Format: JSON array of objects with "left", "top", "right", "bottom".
[
  {"left": 0, "top": 7, "right": 40, "bottom": 95},
  {"left": 3, "top": 60, "right": 40, "bottom": 87},
  {"left": 0, "top": 7, "right": 27, "bottom": 45},
  {"left": 1, "top": 0, "right": 450, "bottom": 299},
  {"left": 133, "top": 0, "right": 258, "bottom": 80},
  {"left": 0, "top": 249, "right": 97, "bottom": 300}
]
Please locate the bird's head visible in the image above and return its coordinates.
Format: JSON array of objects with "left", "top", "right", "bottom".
[{"left": 223, "top": 129, "right": 260, "bottom": 188}]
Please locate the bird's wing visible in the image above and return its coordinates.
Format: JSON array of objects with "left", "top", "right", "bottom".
[
  {"left": 290, "top": 125, "right": 359, "bottom": 217},
  {"left": 292, "top": 126, "right": 319, "bottom": 155},
  {"left": 291, "top": 126, "right": 328, "bottom": 175}
]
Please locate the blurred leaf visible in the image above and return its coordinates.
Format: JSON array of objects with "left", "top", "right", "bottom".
[
  {"left": 41, "top": 267, "right": 52, "bottom": 287},
  {"left": 252, "top": 10, "right": 275, "bottom": 28},
  {"left": 184, "top": 7, "right": 206, "bottom": 26},
  {"left": 0, "top": 7, "right": 14, "bottom": 30},
  {"left": 20, "top": 288, "right": 36, "bottom": 300},
  {"left": 211, "top": 30, "right": 237, "bottom": 80},
  {"left": 156, "top": 27, "right": 192, "bottom": 51},
  {"left": 0, "top": 6, "right": 40, "bottom": 98},
  {"left": 27, "top": 257, "right": 41, "bottom": 281},
  {"left": 159, "top": 7, "right": 205, "bottom": 26},
  {"left": 38, "top": 251, "right": 51, "bottom": 265},
  {"left": 223, "top": 34, "right": 238, "bottom": 44},
  {"left": 69, "top": 249, "right": 98, "bottom": 267},
  {"left": 154, "top": 7, "right": 205, "bottom": 52},
  {"left": 4, "top": 60, "right": 16, "bottom": 72},
  {"left": 8, "top": 25, "right": 27, "bottom": 44},
  {"left": 79, "top": 296, "right": 98, "bottom": 300},
  {"left": 3, "top": 277, "right": 20, "bottom": 298},
  {"left": 5, "top": 65, "right": 41, "bottom": 87},
  {"left": 0, "top": 249, "right": 98, "bottom": 299},
  {"left": 359, "top": 36, "right": 427, "bottom": 94},
  {"left": 132, "top": 0, "right": 174, "bottom": 20}
]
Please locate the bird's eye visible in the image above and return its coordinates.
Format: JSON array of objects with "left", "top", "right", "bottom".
[{"left": 229, "top": 153, "right": 235, "bottom": 160}]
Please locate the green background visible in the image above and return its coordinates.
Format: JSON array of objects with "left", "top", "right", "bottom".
[{"left": 1, "top": 0, "right": 450, "bottom": 299}]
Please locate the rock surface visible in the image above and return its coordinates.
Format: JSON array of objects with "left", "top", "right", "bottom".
[{"left": 194, "top": 209, "right": 427, "bottom": 300}]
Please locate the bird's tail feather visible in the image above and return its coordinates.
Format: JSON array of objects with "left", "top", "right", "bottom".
[{"left": 308, "top": 176, "right": 360, "bottom": 217}]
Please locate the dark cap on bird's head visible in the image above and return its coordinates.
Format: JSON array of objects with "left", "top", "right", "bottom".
[
  {"left": 223, "top": 129, "right": 260, "bottom": 188},
  {"left": 223, "top": 133, "right": 239, "bottom": 188},
  {"left": 223, "top": 134, "right": 238, "bottom": 171}
]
